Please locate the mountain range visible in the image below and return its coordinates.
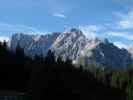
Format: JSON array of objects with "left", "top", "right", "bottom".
[{"left": 9, "top": 28, "right": 133, "bottom": 69}]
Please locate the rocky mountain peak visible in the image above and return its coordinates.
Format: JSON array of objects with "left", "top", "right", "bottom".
[
  {"left": 9, "top": 29, "right": 133, "bottom": 68},
  {"left": 64, "top": 28, "right": 84, "bottom": 37}
]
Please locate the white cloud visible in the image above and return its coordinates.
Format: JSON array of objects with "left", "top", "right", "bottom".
[
  {"left": 53, "top": 13, "right": 66, "bottom": 19},
  {"left": 106, "top": 31, "right": 133, "bottom": 40},
  {"left": 79, "top": 25, "right": 100, "bottom": 39},
  {"left": 0, "top": 36, "right": 9, "bottom": 42},
  {"left": 119, "top": 20, "right": 132, "bottom": 29},
  {"left": 114, "top": 41, "right": 127, "bottom": 49},
  {"left": 0, "top": 23, "right": 47, "bottom": 35},
  {"left": 115, "top": 11, "right": 133, "bottom": 29}
]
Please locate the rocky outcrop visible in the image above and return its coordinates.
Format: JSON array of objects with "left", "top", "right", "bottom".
[{"left": 9, "top": 28, "right": 133, "bottom": 68}]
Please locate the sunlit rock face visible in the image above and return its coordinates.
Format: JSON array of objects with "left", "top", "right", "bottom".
[
  {"left": 127, "top": 46, "right": 133, "bottom": 59},
  {"left": 51, "top": 28, "right": 87, "bottom": 61},
  {"left": 10, "top": 33, "right": 60, "bottom": 57},
  {"left": 10, "top": 28, "right": 133, "bottom": 68}
]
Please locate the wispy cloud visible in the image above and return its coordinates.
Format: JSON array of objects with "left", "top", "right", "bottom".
[
  {"left": 53, "top": 13, "right": 66, "bottom": 19},
  {"left": 47, "top": 0, "right": 76, "bottom": 15},
  {"left": 0, "top": 36, "right": 9, "bottom": 42},
  {"left": 106, "top": 31, "right": 133, "bottom": 41},
  {"left": 101, "top": 11, "right": 133, "bottom": 41},
  {"left": 114, "top": 41, "right": 128, "bottom": 49},
  {"left": 0, "top": 23, "right": 47, "bottom": 36},
  {"left": 115, "top": 11, "right": 133, "bottom": 29},
  {"left": 79, "top": 25, "right": 101, "bottom": 39}
]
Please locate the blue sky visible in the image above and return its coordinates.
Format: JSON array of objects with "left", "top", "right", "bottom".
[{"left": 0, "top": 0, "right": 133, "bottom": 48}]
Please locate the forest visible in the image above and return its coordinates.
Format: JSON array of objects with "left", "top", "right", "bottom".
[{"left": 0, "top": 41, "right": 132, "bottom": 100}]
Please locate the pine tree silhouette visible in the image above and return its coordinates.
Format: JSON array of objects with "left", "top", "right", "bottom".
[{"left": 0, "top": 42, "right": 127, "bottom": 100}]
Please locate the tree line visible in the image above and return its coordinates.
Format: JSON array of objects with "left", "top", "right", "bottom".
[{"left": 0, "top": 41, "right": 129, "bottom": 100}]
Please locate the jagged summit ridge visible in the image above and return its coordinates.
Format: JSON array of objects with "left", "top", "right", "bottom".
[
  {"left": 64, "top": 28, "right": 84, "bottom": 36},
  {"left": 51, "top": 28, "right": 87, "bottom": 60},
  {"left": 10, "top": 28, "right": 133, "bottom": 68},
  {"left": 10, "top": 32, "right": 60, "bottom": 57}
]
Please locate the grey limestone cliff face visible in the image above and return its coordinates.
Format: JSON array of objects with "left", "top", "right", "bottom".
[
  {"left": 10, "top": 28, "right": 133, "bottom": 68},
  {"left": 76, "top": 40, "right": 132, "bottom": 68},
  {"left": 127, "top": 46, "right": 133, "bottom": 59},
  {"left": 10, "top": 33, "right": 60, "bottom": 57},
  {"left": 51, "top": 28, "right": 88, "bottom": 61}
]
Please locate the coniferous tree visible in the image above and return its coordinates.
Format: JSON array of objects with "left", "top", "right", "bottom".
[{"left": 0, "top": 42, "right": 128, "bottom": 100}]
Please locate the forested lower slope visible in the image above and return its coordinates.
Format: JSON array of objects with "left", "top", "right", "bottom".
[{"left": 0, "top": 41, "right": 129, "bottom": 100}]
